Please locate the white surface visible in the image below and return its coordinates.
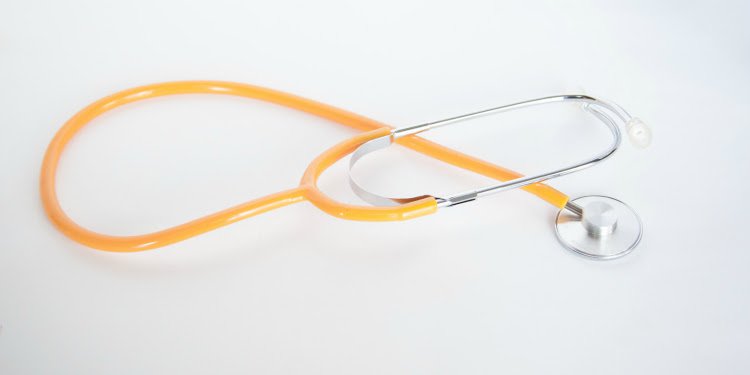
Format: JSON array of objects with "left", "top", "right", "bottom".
[{"left": 1, "top": 1, "right": 749, "bottom": 373}]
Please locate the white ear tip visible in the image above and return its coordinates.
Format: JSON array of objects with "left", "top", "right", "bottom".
[{"left": 626, "top": 117, "right": 651, "bottom": 149}]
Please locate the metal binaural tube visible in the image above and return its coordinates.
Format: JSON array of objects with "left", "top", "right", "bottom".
[{"left": 348, "top": 94, "right": 645, "bottom": 210}]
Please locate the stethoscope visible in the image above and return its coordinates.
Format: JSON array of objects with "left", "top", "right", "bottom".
[{"left": 41, "top": 81, "right": 650, "bottom": 259}]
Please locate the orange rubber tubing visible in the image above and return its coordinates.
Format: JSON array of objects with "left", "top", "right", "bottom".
[{"left": 40, "top": 81, "right": 568, "bottom": 252}]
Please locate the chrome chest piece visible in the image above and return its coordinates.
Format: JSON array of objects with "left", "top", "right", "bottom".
[
  {"left": 348, "top": 94, "right": 651, "bottom": 260},
  {"left": 556, "top": 196, "right": 643, "bottom": 259}
]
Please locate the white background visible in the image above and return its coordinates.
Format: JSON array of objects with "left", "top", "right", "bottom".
[{"left": 1, "top": 0, "right": 749, "bottom": 373}]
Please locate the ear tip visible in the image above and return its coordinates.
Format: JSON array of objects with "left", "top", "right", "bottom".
[{"left": 626, "top": 117, "right": 651, "bottom": 149}]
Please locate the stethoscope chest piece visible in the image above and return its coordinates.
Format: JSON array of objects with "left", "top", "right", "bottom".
[{"left": 555, "top": 195, "right": 643, "bottom": 260}]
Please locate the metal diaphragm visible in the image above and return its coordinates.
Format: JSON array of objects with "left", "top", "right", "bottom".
[{"left": 555, "top": 195, "right": 642, "bottom": 260}]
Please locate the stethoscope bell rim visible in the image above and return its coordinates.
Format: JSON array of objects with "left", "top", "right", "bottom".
[{"left": 554, "top": 195, "right": 643, "bottom": 260}]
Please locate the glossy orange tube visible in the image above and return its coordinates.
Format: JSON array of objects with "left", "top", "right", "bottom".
[{"left": 41, "top": 81, "right": 568, "bottom": 252}]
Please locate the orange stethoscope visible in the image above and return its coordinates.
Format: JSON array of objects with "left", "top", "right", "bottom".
[{"left": 41, "top": 81, "right": 650, "bottom": 259}]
